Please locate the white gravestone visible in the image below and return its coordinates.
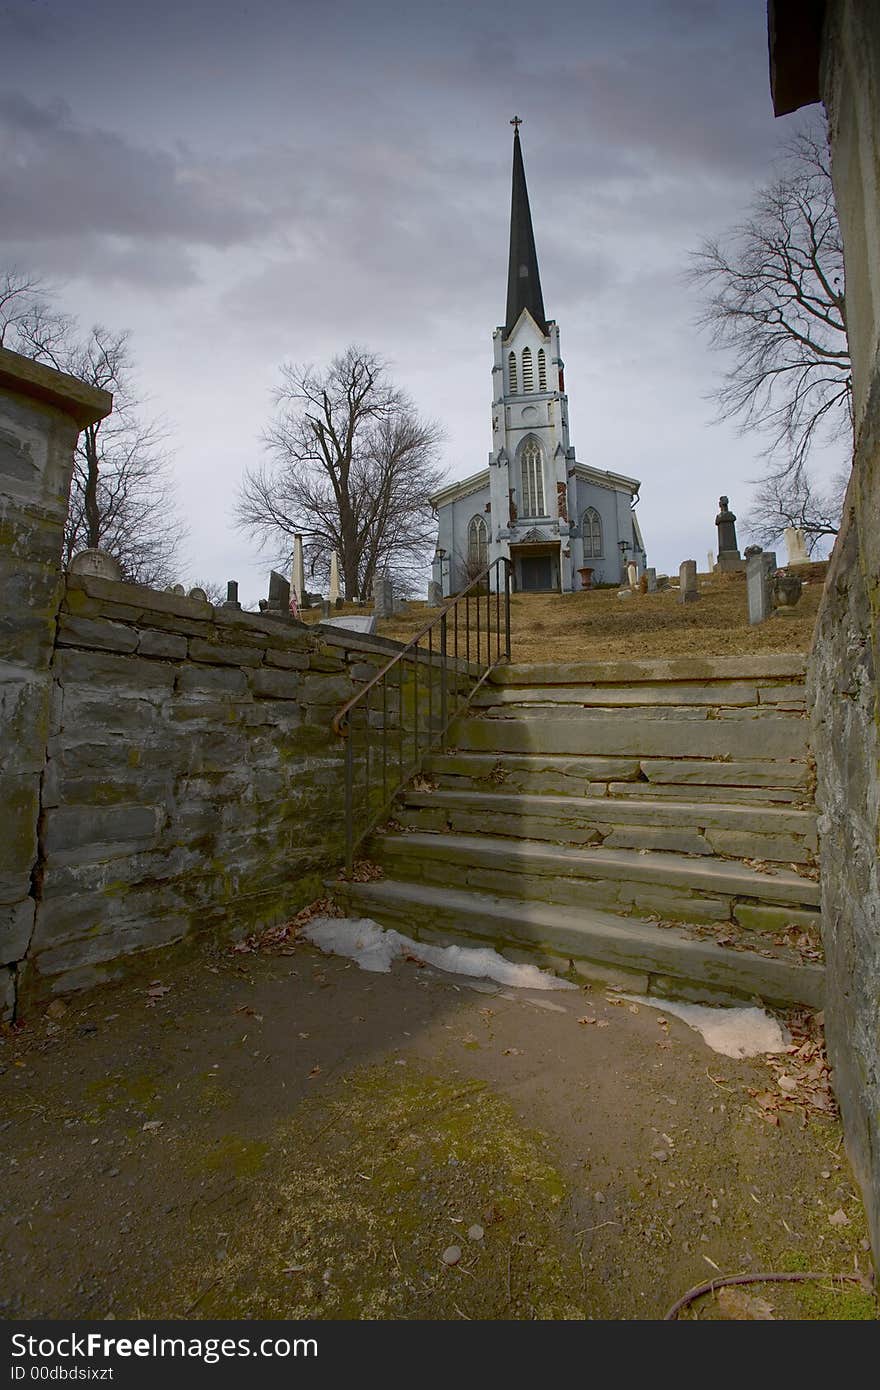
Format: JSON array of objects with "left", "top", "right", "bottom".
[
  {"left": 784, "top": 527, "right": 809, "bottom": 566},
  {"left": 291, "top": 535, "right": 305, "bottom": 610},
  {"left": 329, "top": 551, "right": 341, "bottom": 604},
  {"left": 627, "top": 562, "right": 638, "bottom": 589},
  {"left": 679, "top": 560, "right": 699, "bottom": 603}
]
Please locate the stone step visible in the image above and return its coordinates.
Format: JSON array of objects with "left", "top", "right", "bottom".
[
  {"left": 427, "top": 751, "right": 809, "bottom": 800},
  {"left": 394, "top": 789, "right": 817, "bottom": 864},
  {"left": 448, "top": 712, "right": 809, "bottom": 762},
  {"left": 370, "top": 831, "right": 821, "bottom": 928},
  {"left": 487, "top": 655, "right": 807, "bottom": 686},
  {"left": 472, "top": 680, "right": 805, "bottom": 710},
  {"left": 330, "top": 877, "right": 824, "bottom": 1009}
]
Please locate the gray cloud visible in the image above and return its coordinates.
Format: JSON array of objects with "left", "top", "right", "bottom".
[{"left": 0, "top": 91, "right": 264, "bottom": 284}]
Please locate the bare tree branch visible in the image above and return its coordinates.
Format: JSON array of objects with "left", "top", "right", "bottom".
[
  {"left": 235, "top": 345, "right": 446, "bottom": 600},
  {"left": 745, "top": 467, "right": 848, "bottom": 554},
  {"left": 687, "top": 120, "right": 852, "bottom": 481}
]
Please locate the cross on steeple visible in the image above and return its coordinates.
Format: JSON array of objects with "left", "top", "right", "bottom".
[{"left": 510, "top": 115, "right": 522, "bottom": 132}]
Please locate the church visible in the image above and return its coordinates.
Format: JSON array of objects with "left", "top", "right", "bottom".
[{"left": 431, "top": 121, "right": 646, "bottom": 595}]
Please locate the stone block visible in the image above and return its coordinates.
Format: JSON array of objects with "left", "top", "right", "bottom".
[
  {"left": 704, "top": 828, "right": 812, "bottom": 864},
  {"left": 56, "top": 613, "right": 139, "bottom": 653},
  {"left": 43, "top": 803, "right": 161, "bottom": 858},
  {"left": 0, "top": 772, "right": 39, "bottom": 883},
  {"left": 732, "top": 902, "right": 822, "bottom": 933},
  {"left": 300, "top": 674, "right": 356, "bottom": 708},
  {"left": 0, "top": 676, "right": 50, "bottom": 773},
  {"left": 264, "top": 649, "right": 310, "bottom": 671},
  {"left": 602, "top": 827, "right": 712, "bottom": 855},
  {"left": 1, "top": 899, "right": 34, "bottom": 965},
  {"left": 249, "top": 667, "right": 303, "bottom": 700},
  {"left": 188, "top": 636, "right": 264, "bottom": 667},
  {"left": 137, "top": 629, "right": 188, "bottom": 660},
  {"left": 175, "top": 664, "right": 249, "bottom": 696},
  {"left": 54, "top": 648, "right": 175, "bottom": 693}
]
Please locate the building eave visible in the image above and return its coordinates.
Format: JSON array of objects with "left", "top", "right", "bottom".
[
  {"left": 767, "top": 0, "right": 825, "bottom": 116},
  {"left": 572, "top": 461, "right": 641, "bottom": 494},
  {"left": 430, "top": 468, "right": 491, "bottom": 509}
]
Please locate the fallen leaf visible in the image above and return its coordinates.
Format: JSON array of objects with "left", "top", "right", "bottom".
[
  {"left": 578, "top": 1016, "right": 598, "bottom": 1026},
  {"left": 828, "top": 1208, "right": 850, "bottom": 1227},
  {"left": 142, "top": 1120, "right": 163, "bottom": 1132},
  {"left": 503, "top": 1048, "right": 523, "bottom": 1056}
]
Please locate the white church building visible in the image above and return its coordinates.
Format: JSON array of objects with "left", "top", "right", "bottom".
[{"left": 431, "top": 121, "right": 646, "bottom": 595}]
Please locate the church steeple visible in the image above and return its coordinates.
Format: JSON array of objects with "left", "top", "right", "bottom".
[{"left": 505, "top": 118, "right": 547, "bottom": 338}]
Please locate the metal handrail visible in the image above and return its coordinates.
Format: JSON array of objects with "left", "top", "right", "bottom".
[{"left": 332, "top": 557, "right": 512, "bottom": 869}]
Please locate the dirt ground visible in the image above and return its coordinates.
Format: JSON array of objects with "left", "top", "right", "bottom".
[
  {"left": 305, "top": 567, "right": 824, "bottom": 665},
  {"left": 1, "top": 931, "right": 874, "bottom": 1322}
]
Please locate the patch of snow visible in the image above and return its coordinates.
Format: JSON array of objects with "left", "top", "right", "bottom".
[
  {"left": 618, "top": 994, "right": 790, "bottom": 1058},
  {"left": 300, "top": 916, "right": 577, "bottom": 991}
]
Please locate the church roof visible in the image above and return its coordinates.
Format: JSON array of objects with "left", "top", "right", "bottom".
[{"left": 505, "top": 124, "right": 548, "bottom": 338}]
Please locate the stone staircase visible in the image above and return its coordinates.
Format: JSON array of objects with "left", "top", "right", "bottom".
[{"left": 332, "top": 655, "right": 824, "bottom": 1008}]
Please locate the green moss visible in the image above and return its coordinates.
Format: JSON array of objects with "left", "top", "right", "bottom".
[
  {"left": 142, "top": 1065, "right": 584, "bottom": 1321},
  {"left": 81, "top": 1071, "right": 163, "bottom": 1123},
  {"left": 778, "top": 1250, "right": 876, "bottom": 1319},
  {"left": 193, "top": 1135, "right": 270, "bottom": 1179}
]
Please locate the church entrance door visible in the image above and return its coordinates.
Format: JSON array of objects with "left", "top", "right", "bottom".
[{"left": 520, "top": 554, "right": 553, "bottom": 591}]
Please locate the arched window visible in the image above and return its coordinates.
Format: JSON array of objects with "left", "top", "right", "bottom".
[
  {"left": 521, "top": 440, "right": 545, "bottom": 517},
  {"left": 582, "top": 507, "right": 603, "bottom": 559},
  {"left": 521, "top": 346, "right": 534, "bottom": 392},
  {"left": 508, "top": 351, "right": 518, "bottom": 394},
  {"left": 538, "top": 348, "right": 547, "bottom": 390},
  {"left": 467, "top": 515, "right": 489, "bottom": 571}
]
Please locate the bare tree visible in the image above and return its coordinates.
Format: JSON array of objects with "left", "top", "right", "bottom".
[
  {"left": 2, "top": 270, "right": 186, "bottom": 586},
  {"left": 236, "top": 346, "right": 446, "bottom": 600},
  {"left": 745, "top": 467, "right": 848, "bottom": 555},
  {"left": 688, "top": 124, "right": 852, "bottom": 480}
]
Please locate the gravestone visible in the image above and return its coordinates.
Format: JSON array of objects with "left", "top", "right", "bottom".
[
  {"left": 715, "top": 496, "right": 745, "bottom": 572},
  {"left": 69, "top": 548, "right": 121, "bottom": 581},
  {"left": 329, "top": 551, "right": 341, "bottom": 605},
  {"left": 746, "top": 550, "right": 777, "bottom": 625},
  {"left": 428, "top": 581, "right": 443, "bottom": 608},
  {"left": 222, "top": 580, "right": 242, "bottom": 611},
  {"left": 373, "top": 575, "right": 394, "bottom": 618},
  {"left": 626, "top": 562, "right": 638, "bottom": 589},
  {"left": 321, "top": 598, "right": 331, "bottom": 619},
  {"left": 187, "top": 586, "right": 207, "bottom": 602},
  {"left": 259, "top": 570, "right": 291, "bottom": 615},
  {"left": 679, "top": 560, "right": 700, "bottom": 603},
  {"left": 774, "top": 571, "right": 803, "bottom": 614},
  {"left": 320, "top": 614, "right": 378, "bottom": 635},
  {"left": 645, "top": 568, "right": 657, "bottom": 592},
  {"left": 291, "top": 535, "right": 305, "bottom": 608},
  {"left": 784, "top": 527, "right": 810, "bottom": 566},
  {"left": 707, "top": 551, "right": 715, "bottom": 573}
]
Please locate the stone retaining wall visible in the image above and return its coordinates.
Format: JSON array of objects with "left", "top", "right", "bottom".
[{"left": 11, "top": 574, "right": 399, "bottom": 1011}]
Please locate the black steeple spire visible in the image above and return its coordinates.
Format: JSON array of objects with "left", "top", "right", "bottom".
[{"left": 505, "top": 118, "right": 547, "bottom": 338}]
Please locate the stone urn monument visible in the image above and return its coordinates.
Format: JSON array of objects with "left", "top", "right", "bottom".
[
  {"left": 773, "top": 571, "right": 803, "bottom": 614},
  {"left": 578, "top": 567, "right": 594, "bottom": 590}
]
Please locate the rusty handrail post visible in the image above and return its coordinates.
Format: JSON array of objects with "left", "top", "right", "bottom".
[
  {"left": 504, "top": 557, "right": 512, "bottom": 660},
  {"left": 344, "top": 721, "right": 354, "bottom": 872},
  {"left": 440, "top": 610, "right": 448, "bottom": 752}
]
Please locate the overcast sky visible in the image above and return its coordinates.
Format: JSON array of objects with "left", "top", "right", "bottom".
[{"left": 1, "top": 0, "right": 834, "bottom": 603}]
